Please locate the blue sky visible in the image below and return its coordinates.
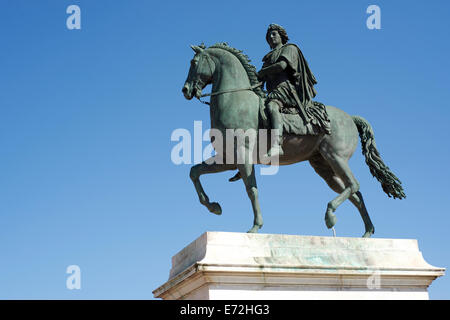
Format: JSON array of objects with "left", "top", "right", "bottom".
[{"left": 0, "top": 0, "right": 449, "bottom": 299}]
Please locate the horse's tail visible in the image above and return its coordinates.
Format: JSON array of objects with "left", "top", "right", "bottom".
[{"left": 352, "top": 115, "right": 406, "bottom": 199}]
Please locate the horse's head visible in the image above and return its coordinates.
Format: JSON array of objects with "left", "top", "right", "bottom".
[{"left": 182, "top": 44, "right": 214, "bottom": 100}]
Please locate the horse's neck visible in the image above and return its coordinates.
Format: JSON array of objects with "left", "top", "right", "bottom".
[{"left": 209, "top": 49, "right": 251, "bottom": 93}]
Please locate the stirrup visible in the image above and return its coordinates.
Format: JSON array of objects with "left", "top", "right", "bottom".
[{"left": 265, "top": 145, "right": 284, "bottom": 158}]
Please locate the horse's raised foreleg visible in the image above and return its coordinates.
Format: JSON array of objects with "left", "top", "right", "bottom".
[
  {"left": 237, "top": 163, "right": 263, "bottom": 233},
  {"left": 190, "top": 157, "right": 236, "bottom": 215},
  {"left": 310, "top": 156, "right": 375, "bottom": 237}
]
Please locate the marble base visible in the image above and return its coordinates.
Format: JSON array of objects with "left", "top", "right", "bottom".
[{"left": 153, "top": 232, "right": 444, "bottom": 300}]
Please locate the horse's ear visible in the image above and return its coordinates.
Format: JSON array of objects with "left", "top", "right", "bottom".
[{"left": 190, "top": 45, "right": 204, "bottom": 54}]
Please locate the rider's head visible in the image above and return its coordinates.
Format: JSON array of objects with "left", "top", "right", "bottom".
[{"left": 266, "top": 24, "right": 289, "bottom": 48}]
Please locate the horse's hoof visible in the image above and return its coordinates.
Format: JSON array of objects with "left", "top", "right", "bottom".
[
  {"left": 228, "top": 172, "right": 241, "bottom": 182},
  {"left": 209, "top": 202, "right": 222, "bottom": 215},
  {"left": 325, "top": 212, "right": 337, "bottom": 229},
  {"left": 362, "top": 228, "right": 375, "bottom": 238},
  {"left": 247, "top": 225, "right": 261, "bottom": 233}
]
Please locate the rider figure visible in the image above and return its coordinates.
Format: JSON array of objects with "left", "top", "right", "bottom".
[{"left": 258, "top": 24, "right": 321, "bottom": 158}]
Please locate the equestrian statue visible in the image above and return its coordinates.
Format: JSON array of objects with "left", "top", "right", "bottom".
[{"left": 181, "top": 24, "right": 405, "bottom": 237}]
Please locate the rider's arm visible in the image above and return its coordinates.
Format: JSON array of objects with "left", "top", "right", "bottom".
[{"left": 257, "top": 60, "right": 288, "bottom": 79}]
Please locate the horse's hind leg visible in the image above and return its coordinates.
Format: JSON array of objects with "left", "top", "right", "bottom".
[
  {"left": 352, "top": 191, "right": 375, "bottom": 237},
  {"left": 322, "top": 155, "right": 358, "bottom": 227},
  {"left": 190, "top": 157, "right": 236, "bottom": 215},
  {"left": 309, "top": 156, "right": 375, "bottom": 237},
  {"left": 237, "top": 163, "right": 263, "bottom": 233}
]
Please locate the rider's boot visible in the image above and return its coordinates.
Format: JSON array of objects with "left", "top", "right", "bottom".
[{"left": 265, "top": 108, "right": 284, "bottom": 158}]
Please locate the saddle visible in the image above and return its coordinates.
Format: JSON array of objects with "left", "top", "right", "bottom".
[{"left": 258, "top": 97, "right": 331, "bottom": 136}]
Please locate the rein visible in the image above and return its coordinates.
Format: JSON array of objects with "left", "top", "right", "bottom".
[{"left": 197, "top": 82, "right": 263, "bottom": 105}]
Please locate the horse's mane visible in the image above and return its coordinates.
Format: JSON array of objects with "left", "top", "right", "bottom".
[{"left": 208, "top": 43, "right": 265, "bottom": 98}]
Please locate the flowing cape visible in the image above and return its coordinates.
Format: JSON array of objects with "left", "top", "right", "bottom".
[
  {"left": 263, "top": 43, "right": 317, "bottom": 105},
  {"left": 262, "top": 44, "right": 331, "bottom": 135}
]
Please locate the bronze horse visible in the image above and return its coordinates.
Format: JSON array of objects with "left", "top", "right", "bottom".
[{"left": 182, "top": 43, "right": 405, "bottom": 237}]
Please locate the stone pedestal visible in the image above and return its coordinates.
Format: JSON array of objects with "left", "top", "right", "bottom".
[{"left": 153, "top": 232, "right": 444, "bottom": 300}]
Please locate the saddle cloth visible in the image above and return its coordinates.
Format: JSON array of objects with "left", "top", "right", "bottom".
[{"left": 259, "top": 98, "right": 330, "bottom": 136}]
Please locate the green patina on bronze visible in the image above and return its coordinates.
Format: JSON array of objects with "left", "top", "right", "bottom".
[
  {"left": 182, "top": 24, "right": 405, "bottom": 237},
  {"left": 260, "top": 24, "right": 331, "bottom": 139}
]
